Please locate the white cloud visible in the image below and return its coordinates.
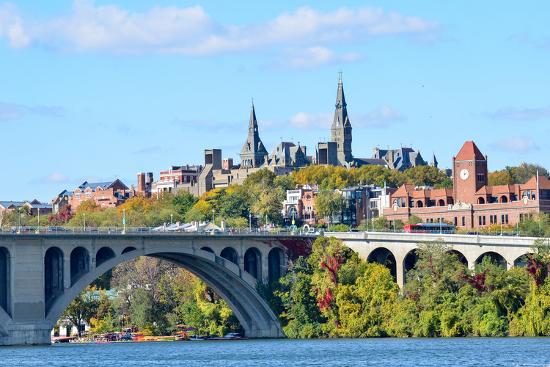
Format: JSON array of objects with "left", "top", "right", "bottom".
[
  {"left": 357, "top": 105, "right": 405, "bottom": 127},
  {"left": 289, "top": 106, "right": 405, "bottom": 129},
  {"left": 46, "top": 172, "right": 70, "bottom": 183},
  {"left": 0, "top": 101, "right": 63, "bottom": 121},
  {"left": 0, "top": 1, "right": 438, "bottom": 54},
  {"left": 289, "top": 112, "right": 332, "bottom": 128},
  {"left": 284, "top": 46, "right": 360, "bottom": 69},
  {"left": 0, "top": 4, "right": 30, "bottom": 48},
  {"left": 490, "top": 137, "right": 539, "bottom": 153},
  {"left": 488, "top": 106, "right": 550, "bottom": 121}
]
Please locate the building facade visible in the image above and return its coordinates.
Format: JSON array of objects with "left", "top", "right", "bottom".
[
  {"left": 383, "top": 141, "right": 550, "bottom": 229},
  {"left": 69, "top": 180, "right": 131, "bottom": 211}
]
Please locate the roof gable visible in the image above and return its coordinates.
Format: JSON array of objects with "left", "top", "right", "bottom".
[{"left": 455, "top": 141, "right": 485, "bottom": 161}]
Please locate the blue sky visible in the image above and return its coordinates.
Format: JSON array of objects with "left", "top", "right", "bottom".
[{"left": 1, "top": 1, "right": 550, "bottom": 201}]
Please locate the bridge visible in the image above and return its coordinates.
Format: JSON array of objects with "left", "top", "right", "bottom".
[
  {"left": 0, "top": 232, "right": 313, "bottom": 346},
  {"left": 327, "top": 231, "right": 546, "bottom": 288},
  {"left": 0, "top": 230, "right": 545, "bottom": 345}
]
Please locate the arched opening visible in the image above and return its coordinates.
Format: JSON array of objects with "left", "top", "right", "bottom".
[
  {"left": 268, "top": 248, "right": 285, "bottom": 284},
  {"left": 96, "top": 247, "right": 115, "bottom": 267},
  {"left": 220, "top": 247, "right": 238, "bottom": 265},
  {"left": 70, "top": 247, "right": 89, "bottom": 286},
  {"left": 477, "top": 197, "right": 485, "bottom": 204},
  {"left": 500, "top": 196, "right": 508, "bottom": 203},
  {"left": 244, "top": 248, "right": 262, "bottom": 279},
  {"left": 45, "top": 247, "right": 64, "bottom": 314},
  {"left": 403, "top": 249, "right": 419, "bottom": 276},
  {"left": 0, "top": 247, "right": 9, "bottom": 314},
  {"left": 416, "top": 200, "right": 424, "bottom": 208},
  {"left": 367, "top": 248, "right": 397, "bottom": 279},
  {"left": 201, "top": 247, "right": 214, "bottom": 254},
  {"left": 514, "top": 254, "right": 532, "bottom": 267},
  {"left": 475, "top": 251, "right": 507, "bottom": 269},
  {"left": 46, "top": 249, "right": 282, "bottom": 340},
  {"left": 438, "top": 199, "right": 445, "bottom": 206},
  {"left": 122, "top": 247, "right": 136, "bottom": 254},
  {"left": 447, "top": 250, "right": 468, "bottom": 266}
]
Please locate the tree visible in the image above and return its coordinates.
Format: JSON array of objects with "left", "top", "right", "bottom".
[
  {"left": 315, "top": 190, "right": 345, "bottom": 229},
  {"left": 63, "top": 289, "right": 99, "bottom": 337}
]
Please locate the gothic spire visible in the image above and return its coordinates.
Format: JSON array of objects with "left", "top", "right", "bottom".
[
  {"left": 249, "top": 100, "right": 258, "bottom": 133},
  {"left": 332, "top": 73, "right": 350, "bottom": 128}
]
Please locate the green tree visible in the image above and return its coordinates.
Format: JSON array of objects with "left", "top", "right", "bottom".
[
  {"left": 315, "top": 190, "right": 345, "bottom": 229},
  {"left": 62, "top": 289, "right": 99, "bottom": 337}
]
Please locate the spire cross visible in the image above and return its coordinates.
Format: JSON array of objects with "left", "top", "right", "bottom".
[{"left": 338, "top": 71, "right": 343, "bottom": 82}]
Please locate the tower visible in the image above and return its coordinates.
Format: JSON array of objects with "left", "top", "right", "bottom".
[
  {"left": 452, "top": 141, "right": 488, "bottom": 204},
  {"left": 330, "top": 73, "right": 353, "bottom": 165},
  {"left": 240, "top": 101, "right": 268, "bottom": 168}
]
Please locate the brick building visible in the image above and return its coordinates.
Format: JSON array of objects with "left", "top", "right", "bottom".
[
  {"left": 383, "top": 141, "right": 550, "bottom": 229},
  {"left": 150, "top": 165, "right": 202, "bottom": 197},
  {"left": 282, "top": 185, "right": 318, "bottom": 225},
  {"left": 69, "top": 180, "right": 131, "bottom": 211}
]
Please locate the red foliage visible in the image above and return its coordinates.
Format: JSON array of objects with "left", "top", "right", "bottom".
[
  {"left": 462, "top": 271, "right": 487, "bottom": 293},
  {"left": 320, "top": 254, "right": 343, "bottom": 284},
  {"left": 316, "top": 288, "right": 334, "bottom": 312},
  {"left": 48, "top": 205, "right": 72, "bottom": 225},
  {"left": 526, "top": 256, "right": 549, "bottom": 287}
]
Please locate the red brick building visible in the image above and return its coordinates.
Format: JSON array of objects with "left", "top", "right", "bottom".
[
  {"left": 383, "top": 141, "right": 550, "bottom": 229},
  {"left": 69, "top": 180, "right": 131, "bottom": 211}
]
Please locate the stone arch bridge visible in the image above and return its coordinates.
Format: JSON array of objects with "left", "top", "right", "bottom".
[
  {"left": 328, "top": 231, "right": 546, "bottom": 288},
  {"left": 0, "top": 233, "right": 312, "bottom": 346}
]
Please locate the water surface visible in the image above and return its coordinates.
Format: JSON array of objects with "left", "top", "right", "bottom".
[{"left": 1, "top": 338, "right": 549, "bottom": 366}]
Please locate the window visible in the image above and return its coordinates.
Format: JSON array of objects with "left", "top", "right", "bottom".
[
  {"left": 454, "top": 217, "right": 458, "bottom": 226},
  {"left": 477, "top": 173, "right": 485, "bottom": 183},
  {"left": 462, "top": 217, "right": 465, "bottom": 226}
]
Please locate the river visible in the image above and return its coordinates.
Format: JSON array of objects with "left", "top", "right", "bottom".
[{"left": 1, "top": 338, "right": 549, "bottom": 366}]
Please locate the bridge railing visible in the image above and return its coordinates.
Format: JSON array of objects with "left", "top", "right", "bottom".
[{"left": 0, "top": 225, "right": 319, "bottom": 237}]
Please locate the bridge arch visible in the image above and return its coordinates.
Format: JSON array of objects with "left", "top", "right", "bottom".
[
  {"left": 447, "top": 250, "right": 468, "bottom": 266},
  {"left": 70, "top": 247, "right": 90, "bottom": 286},
  {"left": 403, "top": 249, "right": 419, "bottom": 274},
  {"left": 244, "top": 247, "right": 262, "bottom": 279},
  {"left": 220, "top": 247, "right": 239, "bottom": 265},
  {"left": 0, "top": 247, "right": 10, "bottom": 314},
  {"left": 45, "top": 246, "right": 282, "bottom": 338},
  {"left": 268, "top": 248, "right": 285, "bottom": 284},
  {"left": 513, "top": 254, "right": 532, "bottom": 267},
  {"left": 44, "top": 247, "right": 64, "bottom": 314},
  {"left": 475, "top": 251, "right": 507, "bottom": 269},
  {"left": 96, "top": 247, "right": 115, "bottom": 267},
  {"left": 367, "top": 247, "right": 397, "bottom": 279},
  {"left": 200, "top": 246, "right": 215, "bottom": 254},
  {"left": 122, "top": 247, "right": 136, "bottom": 254}
]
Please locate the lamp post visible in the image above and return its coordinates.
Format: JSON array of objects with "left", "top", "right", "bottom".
[
  {"left": 248, "top": 212, "right": 252, "bottom": 232},
  {"left": 37, "top": 208, "right": 40, "bottom": 233},
  {"left": 170, "top": 213, "right": 173, "bottom": 225},
  {"left": 212, "top": 209, "right": 215, "bottom": 226},
  {"left": 83, "top": 213, "right": 86, "bottom": 232}
]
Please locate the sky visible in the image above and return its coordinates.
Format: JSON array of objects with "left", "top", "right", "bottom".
[{"left": 1, "top": 1, "right": 550, "bottom": 201}]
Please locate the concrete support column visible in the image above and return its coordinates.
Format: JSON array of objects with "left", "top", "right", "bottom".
[
  {"left": 395, "top": 254, "right": 406, "bottom": 289},
  {"left": 261, "top": 251, "right": 269, "bottom": 285},
  {"left": 63, "top": 254, "right": 71, "bottom": 290}
]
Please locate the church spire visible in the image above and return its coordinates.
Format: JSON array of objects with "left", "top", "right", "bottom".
[
  {"left": 240, "top": 100, "right": 268, "bottom": 168},
  {"left": 330, "top": 73, "right": 353, "bottom": 165},
  {"left": 249, "top": 99, "right": 258, "bottom": 133}
]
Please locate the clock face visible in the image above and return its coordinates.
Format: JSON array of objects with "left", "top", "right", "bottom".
[{"left": 460, "top": 169, "right": 470, "bottom": 180}]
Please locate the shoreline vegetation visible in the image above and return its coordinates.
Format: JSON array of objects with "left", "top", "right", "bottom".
[{"left": 58, "top": 236, "right": 549, "bottom": 341}]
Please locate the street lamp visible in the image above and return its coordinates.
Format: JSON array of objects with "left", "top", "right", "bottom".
[
  {"left": 248, "top": 212, "right": 252, "bottom": 232},
  {"left": 83, "top": 213, "right": 86, "bottom": 231},
  {"left": 170, "top": 213, "right": 173, "bottom": 225},
  {"left": 212, "top": 209, "right": 215, "bottom": 226},
  {"left": 37, "top": 208, "right": 40, "bottom": 233}
]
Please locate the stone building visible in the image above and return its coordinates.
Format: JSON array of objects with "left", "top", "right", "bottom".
[
  {"left": 372, "top": 147, "right": 429, "bottom": 171},
  {"left": 383, "top": 141, "right": 550, "bottom": 229},
  {"left": 149, "top": 165, "right": 202, "bottom": 197},
  {"left": 69, "top": 180, "right": 131, "bottom": 211}
]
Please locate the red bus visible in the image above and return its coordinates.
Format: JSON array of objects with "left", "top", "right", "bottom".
[{"left": 403, "top": 223, "right": 455, "bottom": 234}]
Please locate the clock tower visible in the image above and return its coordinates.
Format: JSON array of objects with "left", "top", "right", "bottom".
[{"left": 452, "top": 141, "right": 488, "bottom": 204}]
